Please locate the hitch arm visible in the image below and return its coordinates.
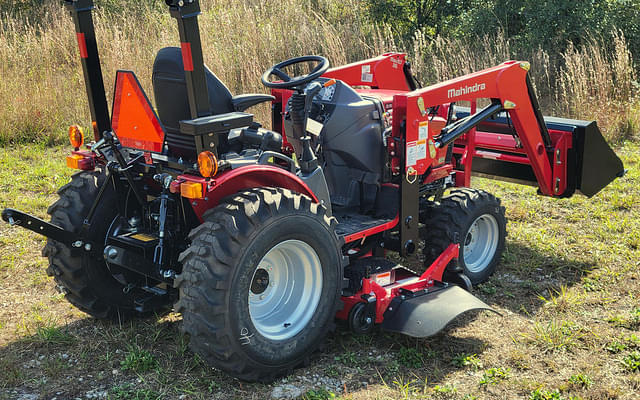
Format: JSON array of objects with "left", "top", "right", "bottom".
[{"left": 2, "top": 209, "right": 81, "bottom": 247}]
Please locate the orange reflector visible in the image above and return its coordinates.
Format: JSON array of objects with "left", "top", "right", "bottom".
[
  {"left": 180, "top": 182, "right": 204, "bottom": 199},
  {"left": 197, "top": 151, "right": 218, "bottom": 178},
  {"left": 112, "top": 70, "right": 165, "bottom": 153},
  {"left": 68, "top": 125, "right": 84, "bottom": 149}
]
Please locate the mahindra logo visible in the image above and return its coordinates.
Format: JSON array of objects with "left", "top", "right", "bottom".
[{"left": 447, "top": 82, "right": 486, "bottom": 98}]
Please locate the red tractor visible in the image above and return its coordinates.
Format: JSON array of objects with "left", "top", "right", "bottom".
[{"left": 2, "top": 0, "right": 624, "bottom": 381}]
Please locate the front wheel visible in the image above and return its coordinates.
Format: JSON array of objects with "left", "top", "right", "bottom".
[
  {"left": 176, "top": 188, "right": 344, "bottom": 382},
  {"left": 422, "top": 188, "right": 506, "bottom": 285}
]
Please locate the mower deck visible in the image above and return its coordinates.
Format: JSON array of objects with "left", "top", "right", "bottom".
[{"left": 381, "top": 285, "right": 497, "bottom": 337}]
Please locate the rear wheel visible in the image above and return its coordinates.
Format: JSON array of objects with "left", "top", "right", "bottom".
[
  {"left": 176, "top": 188, "right": 344, "bottom": 382},
  {"left": 42, "top": 170, "right": 170, "bottom": 320},
  {"left": 422, "top": 188, "right": 506, "bottom": 285}
]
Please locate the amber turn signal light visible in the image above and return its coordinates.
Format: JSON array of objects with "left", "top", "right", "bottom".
[
  {"left": 180, "top": 182, "right": 203, "bottom": 199},
  {"left": 197, "top": 151, "right": 218, "bottom": 178},
  {"left": 68, "top": 125, "right": 84, "bottom": 149}
]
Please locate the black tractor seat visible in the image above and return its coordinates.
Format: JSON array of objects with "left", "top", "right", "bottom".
[{"left": 152, "top": 47, "right": 274, "bottom": 159}]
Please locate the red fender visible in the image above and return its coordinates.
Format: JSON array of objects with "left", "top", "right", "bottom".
[{"left": 188, "top": 165, "right": 318, "bottom": 221}]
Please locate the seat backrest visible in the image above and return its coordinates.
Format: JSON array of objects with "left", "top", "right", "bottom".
[{"left": 152, "top": 47, "right": 233, "bottom": 159}]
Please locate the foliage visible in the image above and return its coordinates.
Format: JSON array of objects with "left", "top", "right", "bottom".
[
  {"left": 366, "top": 0, "right": 640, "bottom": 62},
  {"left": 622, "top": 351, "right": 640, "bottom": 372},
  {"left": 479, "top": 367, "right": 510, "bottom": 386}
]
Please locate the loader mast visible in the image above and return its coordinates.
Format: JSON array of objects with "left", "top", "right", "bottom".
[
  {"left": 65, "top": 0, "right": 111, "bottom": 141},
  {"left": 167, "top": 0, "right": 212, "bottom": 120}
]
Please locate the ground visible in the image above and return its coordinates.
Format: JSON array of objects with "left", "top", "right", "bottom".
[{"left": 0, "top": 143, "right": 638, "bottom": 400}]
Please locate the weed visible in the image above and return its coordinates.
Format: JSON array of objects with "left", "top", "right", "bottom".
[
  {"left": 607, "top": 308, "right": 640, "bottom": 329},
  {"left": 605, "top": 340, "right": 627, "bottom": 353},
  {"left": 34, "top": 324, "right": 75, "bottom": 346},
  {"left": 392, "top": 376, "right": 419, "bottom": 398},
  {"left": 523, "top": 320, "right": 585, "bottom": 353},
  {"left": 622, "top": 351, "right": 640, "bottom": 372},
  {"left": 385, "top": 360, "right": 401, "bottom": 375},
  {"left": 479, "top": 367, "right": 510, "bottom": 386},
  {"left": 398, "top": 346, "right": 423, "bottom": 368},
  {"left": 433, "top": 384, "right": 457, "bottom": 398},
  {"left": 539, "top": 285, "right": 583, "bottom": 312},
  {"left": 120, "top": 347, "right": 157, "bottom": 373},
  {"left": 529, "top": 388, "right": 565, "bottom": 400},
  {"left": 302, "top": 388, "right": 336, "bottom": 400},
  {"left": 334, "top": 351, "right": 357, "bottom": 366},
  {"left": 451, "top": 353, "right": 483, "bottom": 370},
  {"left": 582, "top": 277, "right": 603, "bottom": 292},
  {"left": 110, "top": 384, "right": 162, "bottom": 400},
  {"left": 568, "top": 373, "right": 593, "bottom": 388},
  {"left": 627, "top": 334, "right": 640, "bottom": 348},
  {"left": 479, "top": 282, "right": 498, "bottom": 295}
]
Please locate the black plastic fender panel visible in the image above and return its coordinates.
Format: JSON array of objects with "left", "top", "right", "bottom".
[{"left": 381, "top": 285, "right": 498, "bottom": 338}]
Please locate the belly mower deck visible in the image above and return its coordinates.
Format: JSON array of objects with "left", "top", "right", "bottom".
[{"left": 381, "top": 285, "right": 497, "bottom": 337}]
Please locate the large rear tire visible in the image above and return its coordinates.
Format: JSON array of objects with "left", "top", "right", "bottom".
[
  {"left": 422, "top": 188, "right": 506, "bottom": 285},
  {"left": 42, "top": 170, "right": 170, "bottom": 320},
  {"left": 176, "top": 188, "right": 344, "bottom": 382}
]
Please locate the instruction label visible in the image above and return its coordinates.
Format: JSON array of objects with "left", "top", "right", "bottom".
[
  {"left": 361, "top": 65, "right": 373, "bottom": 83},
  {"left": 407, "top": 140, "right": 427, "bottom": 167},
  {"left": 418, "top": 121, "right": 429, "bottom": 141}
]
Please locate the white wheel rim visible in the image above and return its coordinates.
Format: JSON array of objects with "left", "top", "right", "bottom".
[
  {"left": 248, "top": 239, "right": 323, "bottom": 341},
  {"left": 463, "top": 214, "right": 499, "bottom": 273}
]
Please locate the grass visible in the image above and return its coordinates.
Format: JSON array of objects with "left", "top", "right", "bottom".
[
  {"left": 0, "top": 141, "right": 638, "bottom": 398},
  {"left": 1, "top": 1, "right": 638, "bottom": 146}
]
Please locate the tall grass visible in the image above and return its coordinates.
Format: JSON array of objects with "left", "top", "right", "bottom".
[
  {"left": 410, "top": 29, "right": 640, "bottom": 142},
  {"left": 0, "top": 0, "right": 637, "bottom": 145}
]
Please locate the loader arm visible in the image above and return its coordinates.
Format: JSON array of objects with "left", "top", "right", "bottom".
[{"left": 393, "top": 61, "right": 624, "bottom": 198}]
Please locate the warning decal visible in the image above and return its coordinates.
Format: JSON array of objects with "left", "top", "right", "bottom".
[
  {"left": 418, "top": 121, "right": 428, "bottom": 141},
  {"left": 361, "top": 65, "right": 373, "bottom": 83}
]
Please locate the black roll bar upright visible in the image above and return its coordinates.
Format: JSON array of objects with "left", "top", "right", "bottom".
[
  {"left": 64, "top": 0, "right": 111, "bottom": 141},
  {"left": 167, "top": 0, "right": 212, "bottom": 119}
]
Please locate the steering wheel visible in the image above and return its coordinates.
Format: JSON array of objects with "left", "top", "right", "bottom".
[{"left": 261, "top": 55, "right": 329, "bottom": 89}]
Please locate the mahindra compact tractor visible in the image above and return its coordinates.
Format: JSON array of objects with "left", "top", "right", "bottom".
[{"left": 2, "top": 0, "right": 624, "bottom": 381}]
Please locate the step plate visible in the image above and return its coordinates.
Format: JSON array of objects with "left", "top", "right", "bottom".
[{"left": 381, "top": 285, "right": 497, "bottom": 338}]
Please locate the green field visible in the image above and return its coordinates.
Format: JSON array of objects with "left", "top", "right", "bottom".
[{"left": 1, "top": 142, "right": 638, "bottom": 399}]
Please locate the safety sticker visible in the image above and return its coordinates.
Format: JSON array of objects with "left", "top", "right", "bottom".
[
  {"left": 361, "top": 65, "right": 373, "bottom": 83},
  {"left": 407, "top": 140, "right": 427, "bottom": 166},
  {"left": 406, "top": 141, "right": 418, "bottom": 166},
  {"left": 416, "top": 139, "right": 427, "bottom": 160},
  {"left": 418, "top": 121, "right": 428, "bottom": 141},
  {"left": 306, "top": 118, "right": 323, "bottom": 136}
]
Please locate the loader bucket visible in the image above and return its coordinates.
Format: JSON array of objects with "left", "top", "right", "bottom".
[
  {"left": 454, "top": 107, "right": 625, "bottom": 198},
  {"left": 544, "top": 117, "right": 624, "bottom": 197},
  {"left": 381, "top": 286, "right": 498, "bottom": 338}
]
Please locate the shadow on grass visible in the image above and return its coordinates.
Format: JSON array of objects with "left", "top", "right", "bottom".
[
  {"left": 478, "top": 241, "right": 595, "bottom": 316},
  {"left": 0, "top": 240, "right": 595, "bottom": 397}
]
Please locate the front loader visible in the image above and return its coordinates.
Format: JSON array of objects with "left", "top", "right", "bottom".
[{"left": 2, "top": 0, "right": 624, "bottom": 381}]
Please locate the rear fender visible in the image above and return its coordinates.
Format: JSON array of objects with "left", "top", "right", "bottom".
[{"left": 188, "top": 165, "right": 318, "bottom": 221}]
